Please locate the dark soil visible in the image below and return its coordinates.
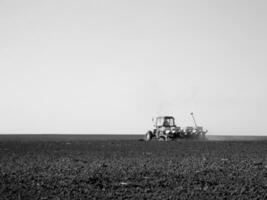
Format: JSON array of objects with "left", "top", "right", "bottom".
[{"left": 0, "top": 139, "right": 266, "bottom": 199}]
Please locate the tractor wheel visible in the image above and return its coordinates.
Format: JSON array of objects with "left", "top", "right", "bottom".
[{"left": 145, "top": 131, "right": 152, "bottom": 141}]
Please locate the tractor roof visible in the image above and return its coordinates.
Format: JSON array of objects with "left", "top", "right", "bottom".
[{"left": 156, "top": 116, "right": 175, "bottom": 119}]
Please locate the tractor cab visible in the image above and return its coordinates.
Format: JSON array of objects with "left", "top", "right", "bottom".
[{"left": 153, "top": 116, "right": 176, "bottom": 128}]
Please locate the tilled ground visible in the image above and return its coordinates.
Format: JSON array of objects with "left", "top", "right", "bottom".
[{"left": 0, "top": 140, "right": 266, "bottom": 199}]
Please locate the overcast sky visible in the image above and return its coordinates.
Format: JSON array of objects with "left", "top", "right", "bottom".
[{"left": 0, "top": 0, "right": 267, "bottom": 135}]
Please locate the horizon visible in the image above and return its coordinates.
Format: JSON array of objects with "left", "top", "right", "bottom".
[{"left": 0, "top": 132, "right": 267, "bottom": 136}]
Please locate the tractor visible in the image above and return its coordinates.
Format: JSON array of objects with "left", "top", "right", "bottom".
[
  {"left": 145, "top": 113, "right": 207, "bottom": 141},
  {"left": 145, "top": 116, "right": 183, "bottom": 141}
]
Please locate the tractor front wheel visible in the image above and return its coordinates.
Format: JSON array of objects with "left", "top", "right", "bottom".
[{"left": 145, "top": 131, "right": 152, "bottom": 141}]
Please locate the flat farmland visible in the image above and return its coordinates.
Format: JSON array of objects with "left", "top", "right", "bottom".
[{"left": 0, "top": 136, "right": 267, "bottom": 199}]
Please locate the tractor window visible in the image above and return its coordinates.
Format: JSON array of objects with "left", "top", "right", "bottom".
[
  {"left": 164, "top": 118, "right": 175, "bottom": 127},
  {"left": 156, "top": 118, "right": 164, "bottom": 127}
]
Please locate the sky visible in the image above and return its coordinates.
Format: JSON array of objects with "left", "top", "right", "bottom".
[{"left": 0, "top": 0, "right": 267, "bottom": 135}]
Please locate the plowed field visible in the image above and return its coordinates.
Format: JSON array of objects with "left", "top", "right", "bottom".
[{"left": 0, "top": 138, "right": 267, "bottom": 199}]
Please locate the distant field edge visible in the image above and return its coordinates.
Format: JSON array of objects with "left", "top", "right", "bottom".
[{"left": 0, "top": 134, "right": 267, "bottom": 141}]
